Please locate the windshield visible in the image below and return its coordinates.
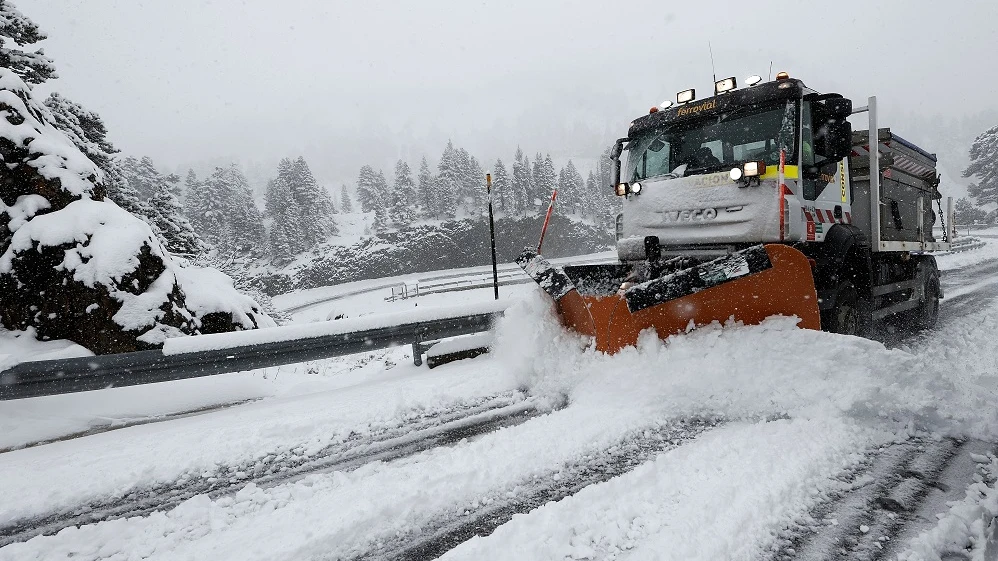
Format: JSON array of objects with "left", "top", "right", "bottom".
[{"left": 626, "top": 101, "right": 798, "bottom": 182}]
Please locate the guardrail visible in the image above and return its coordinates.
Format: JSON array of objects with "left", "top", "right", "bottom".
[{"left": 0, "top": 308, "right": 504, "bottom": 401}]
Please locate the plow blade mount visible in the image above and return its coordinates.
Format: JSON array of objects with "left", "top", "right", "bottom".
[{"left": 516, "top": 244, "right": 820, "bottom": 354}]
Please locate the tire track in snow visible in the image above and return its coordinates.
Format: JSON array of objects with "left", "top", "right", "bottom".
[
  {"left": 352, "top": 416, "right": 723, "bottom": 561},
  {"left": 771, "top": 437, "right": 997, "bottom": 561},
  {"left": 0, "top": 390, "right": 561, "bottom": 547}
]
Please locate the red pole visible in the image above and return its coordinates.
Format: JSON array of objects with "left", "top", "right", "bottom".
[{"left": 537, "top": 190, "right": 558, "bottom": 253}]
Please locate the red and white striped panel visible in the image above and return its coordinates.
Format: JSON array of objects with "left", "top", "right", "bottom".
[
  {"left": 851, "top": 142, "right": 934, "bottom": 178},
  {"left": 804, "top": 208, "right": 851, "bottom": 225}
]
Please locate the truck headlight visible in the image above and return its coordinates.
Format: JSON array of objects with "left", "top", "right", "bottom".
[
  {"left": 630, "top": 182, "right": 642, "bottom": 194},
  {"left": 615, "top": 183, "right": 628, "bottom": 196},
  {"left": 729, "top": 167, "right": 743, "bottom": 181}
]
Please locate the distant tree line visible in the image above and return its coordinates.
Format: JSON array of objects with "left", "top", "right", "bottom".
[{"left": 351, "top": 141, "right": 621, "bottom": 233}]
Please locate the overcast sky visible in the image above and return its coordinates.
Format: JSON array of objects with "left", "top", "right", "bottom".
[{"left": 27, "top": 0, "right": 998, "bottom": 187}]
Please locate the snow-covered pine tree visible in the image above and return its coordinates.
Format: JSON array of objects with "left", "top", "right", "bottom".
[
  {"left": 265, "top": 161, "right": 305, "bottom": 255},
  {"left": 43, "top": 93, "right": 115, "bottom": 172},
  {"left": 289, "top": 156, "right": 338, "bottom": 246},
  {"left": 147, "top": 179, "right": 204, "bottom": 254},
  {"left": 417, "top": 157, "right": 437, "bottom": 218},
  {"left": 120, "top": 156, "right": 163, "bottom": 201},
  {"left": 953, "top": 197, "right": 986, "bottom": 225},
  {"left": 585, "top": 170, "right": 601, "bottom": 220},
  {"left": 511, "top": 147, "right": 531, "bottom": 217},
  {"left": 535, "top": 154, "right": 557, "bottom": 204},
  {"left": 356, "top": 165, "right": 385, "bottom": 213},
  {"left": 390, "top": 159, "right": 416, "bottom": 226},
  {"left": 557, "top": 160, "right": 586, "bottom": 216},
  {"left": 41, "top": 92, "right": 151, "bottom": 219},
  {"left": 0, "top": 0, "right": 57, "bottom": 85},
  {"left": 223, "top": 165, "right": 267, "bottom": 254},
  {"left": 491, "top": 159, "right": 513, "bottom": 216},
  {"left": 436, "top": 141, "right": 461, "bottom": 218},
  {"left": 372, "top": 170, "right": 390, "bottom": 230},
  {"left": 964, "top": 125, "right": 998, "bottom": 207},
  {"left": 119, "top": 156, "right": 204, "bottom": 252},
  {"left": 340, "top": 184, "right": 353, "bottom": 213}
]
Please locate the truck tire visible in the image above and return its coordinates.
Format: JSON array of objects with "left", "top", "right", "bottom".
[
  {"left": 914, "top": 263, "right": 940, "bottom": 330},
  {"left": 825, "top": 281, "right": 868, "bottom": 336}
]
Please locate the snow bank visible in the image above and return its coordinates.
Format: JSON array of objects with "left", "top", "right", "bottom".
[
  {"left": 0, "top": 327, "right": 92, "bottom": 373},
  {"left": 935, "top": 237, "right": 998, "bottom": 271}
]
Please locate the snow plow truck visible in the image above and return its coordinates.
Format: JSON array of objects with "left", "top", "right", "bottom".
[{"left": 518, "top": 72, "right": 952, "bottom": 353}]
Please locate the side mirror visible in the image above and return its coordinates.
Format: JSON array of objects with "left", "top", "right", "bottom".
[
  {"left": 826, "top": 120, "right": 853, "bottom": 160},
  {"left": 814, "top": 119, "right": 852, "bottom": 162},
  {"left": 825, "top": 97, "right": 852, "bottom": 119},
  {"left": 609, "top": 137, "right": 628, "bottom": 187}
]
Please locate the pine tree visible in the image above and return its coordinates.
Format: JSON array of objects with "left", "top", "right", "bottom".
[
  {"left": 510, "top": 147, "right": 531, "bottom": 217},
  {"left": 390, "top": 159, "right": 416, "bottom": 226},
  {"left": 417, "top": 157, "right": 437, "bottom": 218},
  {"left": 954, "top": 197, "right": 987, "bottom": 224},
  {"left": 197, "top": 165, "right": 266, "bottom": 254},
  {"left": 356, "top": 165, "right": 385, "bottom": 213},
  {"left": 557, "top": 160, "right": 586, "bottom": 216},
  {"left": 964, "top": 125, "right": 998, "bottom": 207},
  {"left": 436, "top": 141, "right": 461, "bottom": 218},
  {"left": 534, "top": 154, "right": 557, "bottom": 202},
  {"left": 148, "top": 182, "right": 204, "bottom": 254},
  {"left": 265, "top": 162, "right": 305, "bottom": 254},
  {"left": 289, "top": 156, "right": 338, "bottom": 246},
  {"left": 584, "top": 170, "right": 601, "bottom": 220},
  {"left": 42, "top": 92, "right": 150, "bottom": 218},
  {"left": 372, "top": 170, "right": 390, "bottom": 230},
  {"left": 117, "top": 156, "right": 203, "bottom": 253},
  {"left": 340, "top": 184, "right": 354, "bottom": 213},
  {"left": 491, "top": 159, "right": 513, "bottom": 216},
  {"left": 223, "top": 165, "right": 267, "bottom": 254},
  {"left": 0, "top": 1, "right": 57, "bottom": 85}
]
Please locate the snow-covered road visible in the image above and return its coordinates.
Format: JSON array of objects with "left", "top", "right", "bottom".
[{"left": 2, "top": 244, "right": 998, "bottom": 561}]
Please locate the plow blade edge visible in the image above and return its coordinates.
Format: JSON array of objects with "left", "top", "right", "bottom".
[{"left": 517, "top": 244, "right": 820, "bottom": 354}]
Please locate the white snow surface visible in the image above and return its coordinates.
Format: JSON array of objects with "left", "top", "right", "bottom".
[
  {"left": 3, "top": 248, "right": 998, "bottom": 560},
  {"left": 0, "top": 327, "right": 92, "bottom": 374}
]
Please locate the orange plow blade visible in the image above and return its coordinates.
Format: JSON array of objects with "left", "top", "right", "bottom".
[{"left": 517, "top": 244, "right": 821, "bottom": 354}]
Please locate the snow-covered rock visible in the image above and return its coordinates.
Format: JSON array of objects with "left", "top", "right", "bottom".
[{"left": 0, "top": 68, "right": 273, "bottom": 355}]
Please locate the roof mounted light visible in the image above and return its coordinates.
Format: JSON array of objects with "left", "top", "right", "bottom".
[
  {"left": 714, "top": 76, "right": 736, "bottom": 94},
  {"left": 745, "top": 75, "right": 763, "bottom": 86},
  {"left": 677, "top": 89, "right": 695, "bottom": 104},
  {"left": 659, "top": 100, "right": 674, "bottom": 110},
  {"left": 775, "top": 71, "right": 790, "bottom": 80},
  {"left": 649, "top": 106, "right": 659, "bottom": 114}
]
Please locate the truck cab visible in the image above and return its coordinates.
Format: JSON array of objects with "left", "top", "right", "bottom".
[{"left": 614, "top": 73, "right": 855, "bottom": 261}]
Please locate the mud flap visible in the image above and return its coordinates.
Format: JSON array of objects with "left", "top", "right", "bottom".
[{"left": 518, "top": 245, "right": 821, "bottom": 354}]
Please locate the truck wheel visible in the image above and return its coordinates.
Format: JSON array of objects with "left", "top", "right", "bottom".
[
  {"left": 826, "top": 281, "right": 865, "bottom": 336},
  {"left": 915, "top": 266, "right": 940, "bottom": 330}
]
